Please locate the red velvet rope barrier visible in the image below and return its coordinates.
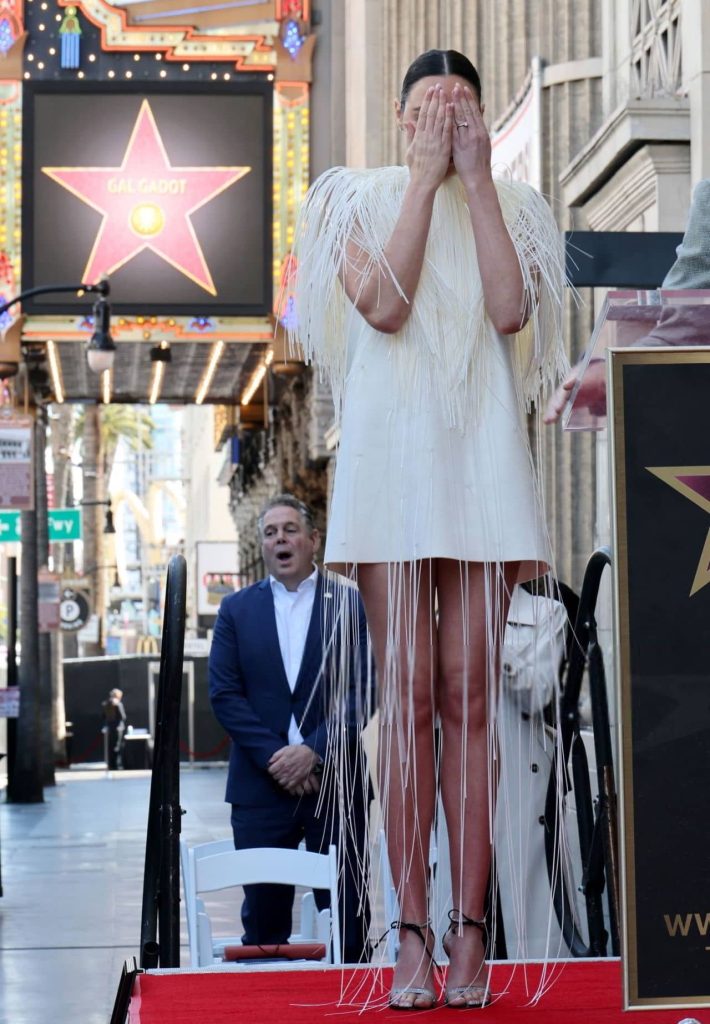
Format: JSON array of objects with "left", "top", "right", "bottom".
[
  {"left": 178, "top": 736, "right": 230, "bottom": 760},
  {"left": 62, "top": 732, "right": 229, "bottom": 765},
  {"left": 65, "top": 732, "right": 104, "bottom": 765}
]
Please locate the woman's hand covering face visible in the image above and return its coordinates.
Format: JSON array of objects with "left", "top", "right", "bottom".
[
  {"left": 451, "top": 84, "right": 492, "bottom": 190},
  {"left": 404, "top": 85, "right": 454, "bottom": 191}
]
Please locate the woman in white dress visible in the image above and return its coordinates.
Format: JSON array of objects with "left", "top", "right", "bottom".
[{"left": 290, "top": 49, "right": 567, "bottom": 1009}]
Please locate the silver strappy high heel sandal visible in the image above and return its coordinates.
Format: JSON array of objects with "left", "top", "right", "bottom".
[
  {"left": 386, "top": 920, "right": 438, "bottom": 1011},
  {"left": 442, "top": 910, "right": 491, "bottom": 1009}
]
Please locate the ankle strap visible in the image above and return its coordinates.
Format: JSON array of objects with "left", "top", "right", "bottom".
[
  {"left": 373, "top": 919, "right": 431, "bottom": 951},
  {"left": 395, "top": 920, "right": 431, "bottom": 940},
  {"left": 447, "top": 909, "right": 486, "bottom": 933}
]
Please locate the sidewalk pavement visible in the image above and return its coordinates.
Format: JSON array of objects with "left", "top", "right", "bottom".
[{"left": 0, "top": 764, "right": 231, "bottom": 1024}]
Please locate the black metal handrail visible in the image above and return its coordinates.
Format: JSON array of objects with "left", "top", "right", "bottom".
[
  {"left": 139, "top": 554, "right": 187, "bottom": 969},
  {"left": 544, "top": 546, "right": 620, "bottom": 957}
]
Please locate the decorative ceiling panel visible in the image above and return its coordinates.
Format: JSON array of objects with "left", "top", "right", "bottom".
[{"left": 52, "top": 339, "right": 254, "bottom": 403}]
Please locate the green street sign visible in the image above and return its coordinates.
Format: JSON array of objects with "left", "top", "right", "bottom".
[
  {"left": 0, "top": 508, "right": 82, "bottom": 543},
  {"left": 49, "top": 508, "right": 82, "bottom": 542},
  {"left": 0, "top": 510, "right": 20, "bottom": 543}
]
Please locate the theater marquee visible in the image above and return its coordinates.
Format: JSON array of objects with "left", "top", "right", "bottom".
[{"left": 23, "top": 83, "right": 272, "bottom": 315}]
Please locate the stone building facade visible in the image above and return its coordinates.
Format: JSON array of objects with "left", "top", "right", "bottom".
[{"left": 228, "top": 369, "right": 333, "bottom": 582}]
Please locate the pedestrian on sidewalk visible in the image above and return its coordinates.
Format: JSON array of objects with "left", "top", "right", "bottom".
[{"left": 101, "top": 688, "right": 127, "bottom": 770}]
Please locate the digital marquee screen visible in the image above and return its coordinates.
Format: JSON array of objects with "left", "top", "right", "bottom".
[{"left": 22, "top": 83, "right": 272, "bottom": 315}]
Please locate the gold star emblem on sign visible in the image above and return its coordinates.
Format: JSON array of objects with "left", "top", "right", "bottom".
[
  {"left": 646, "top": 466, "right": 710, "bottom": 596},
  {"left": 42, "top": 100, "right": 251, "bottom": 295}
]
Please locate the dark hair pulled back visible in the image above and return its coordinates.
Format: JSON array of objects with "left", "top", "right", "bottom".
[{"left": 400, "top": 49, "right": 482, "bottom": 107}]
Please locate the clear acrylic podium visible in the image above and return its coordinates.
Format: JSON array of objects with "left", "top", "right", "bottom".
[{"left": 563, "top": 289, "right": 710, "bottom": 431}]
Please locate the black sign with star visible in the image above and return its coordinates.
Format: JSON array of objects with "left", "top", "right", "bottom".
[
  {"left": 611, "top": 348, "right": 710, "bottom": 1008},
  {"left": 22, "top": 82, "right": 272, "bottom": 315}
]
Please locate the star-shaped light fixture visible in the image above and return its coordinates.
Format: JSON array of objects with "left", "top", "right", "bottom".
[
  {"left": 646, "top": 465, "right": 710, "bottom": 596},
  {"left": 43, "top": 100, "right": 251, "bottom": 295}
]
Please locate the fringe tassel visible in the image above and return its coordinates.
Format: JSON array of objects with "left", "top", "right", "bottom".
[
  {"left": 297, "top": 562, "right": 582, "bottom": 1008},
  {"left": 287, "top": 166, "right": 576, "bottom": 1006},
  {"left": 288, "top": 166, "right": 569, "bottom": 432}
]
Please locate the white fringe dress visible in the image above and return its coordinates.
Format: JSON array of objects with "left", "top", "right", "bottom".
[
  {"left": 289, "top": 165, "right": 576, "bottom": 992},
  {"left": 290, "top": 166, "right": 568, "bottom": 576}
]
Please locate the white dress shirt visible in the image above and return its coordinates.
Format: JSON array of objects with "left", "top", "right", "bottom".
[{"left": 269, "top": 566, "right": 318, "bottom": 745}]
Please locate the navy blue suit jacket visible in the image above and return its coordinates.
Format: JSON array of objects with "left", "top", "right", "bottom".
[{"left": 209, "top": 572, "right": 371, "bottom": 807}]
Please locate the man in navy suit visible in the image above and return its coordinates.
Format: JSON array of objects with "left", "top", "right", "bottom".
[{"left": 209, "top": 494, "right": 373, "bottom": 963}]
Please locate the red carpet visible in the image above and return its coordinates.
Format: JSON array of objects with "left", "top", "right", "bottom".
[{"left": 129, "top": 960, "right": 710, "bottom": 1022}]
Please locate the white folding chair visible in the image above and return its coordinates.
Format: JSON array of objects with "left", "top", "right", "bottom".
[
  {"left": 180, "top": 837, "right": 329, "bottom": 966},
  {"left": 180, "top": 838, "right": 239, "bottom": 964},
  {"left": 186, "top": 845, "right": 342, "bottom": 967}
]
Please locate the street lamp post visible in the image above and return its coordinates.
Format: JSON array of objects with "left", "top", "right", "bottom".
[
  {"left": 35, "top": 412, "right": 55, "bottom": 788},
  {"left": 78, "top": 498, "right": 118, "bottom": 655},
  {"left": 0, "top": 279, "right": 109, "bottom": 316},
  {"left": 0, "top": 279, "right": 115, "bottom": 378},
  {"left": 80, "top": 563, "right": 121, "bottom": 651},
  {"left": 2, "top": 280, "right": 115, "bottom": 800},
  {"left": 7, "top": 418, "right": 44, "bottom": 804},
  {"left": 78, "top": 497, "right": 116, "bottom": 534}
]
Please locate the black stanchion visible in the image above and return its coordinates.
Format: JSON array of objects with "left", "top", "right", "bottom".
[
  {"left": 587, "top": 622, "right": 620, "bottom": 955},
  {"left": 544, "top": 546, "right": 618, "bottom": 957},
  {"left": 139, "top": 555, "right": 187, "bottom": 969},
  {"left": 141, "top": 941, "right": 160, "bottom": 970}
]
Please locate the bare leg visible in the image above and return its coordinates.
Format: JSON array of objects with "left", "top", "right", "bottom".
[
  {"left": 357, "top": 561, "right": 438, "bottom": 1008},
  {"left": 437, "top": 560, "right": 518, "bottom": 1004}
]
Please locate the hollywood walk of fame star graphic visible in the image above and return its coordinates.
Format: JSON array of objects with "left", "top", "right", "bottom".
[
  {"left": 646, "top": 465, "right": 710, "bottom": 596},
  {"left": 42, "top": 100, "right": 251, "bottom": 295}
]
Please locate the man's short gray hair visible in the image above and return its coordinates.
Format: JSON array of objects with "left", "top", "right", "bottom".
[{"left": 257, "top": 494, "right": 316, "bottom": 538}]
